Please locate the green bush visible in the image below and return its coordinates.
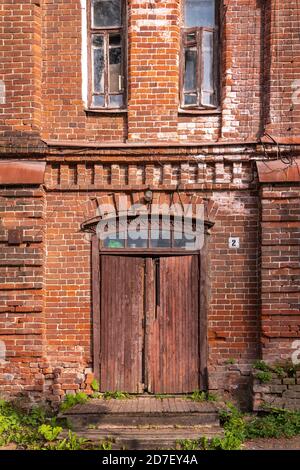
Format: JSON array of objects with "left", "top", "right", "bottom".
[{"left": 245, "top": 409, "right": 300, "bottom": 439}]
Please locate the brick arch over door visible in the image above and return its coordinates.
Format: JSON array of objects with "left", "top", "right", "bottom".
[{"left": 80, "top": 192, "right": 219, "bottom": 230}]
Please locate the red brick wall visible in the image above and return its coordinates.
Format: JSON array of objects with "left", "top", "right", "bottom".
[
  {"left": 0, "top": 1, "right": 42, "bottom": 144},
  {"left": 0, "top": 0, "right": 300, "bottom": 407},
  {"left": 264, "top": 0, "right": 300, "bottom": 137},
  {"left": 260, "top": 184, "right": 300, "bottom": 362},
  {"left": 0, "top": 187, "right": 46, "bottom": 399},
  {"left": 1, "top": 1, "right": 299, "bottom": 146}
]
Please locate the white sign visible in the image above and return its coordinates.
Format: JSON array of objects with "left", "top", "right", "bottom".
[{"left": 229, "top": 237, "right": 240, "bottom": 249}]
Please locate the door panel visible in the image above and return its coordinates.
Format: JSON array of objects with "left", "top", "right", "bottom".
[
  {"left": 148, "top": 256, "right": 200, "bottom": 394},
  {"left": 100, "top": 256, "right": 145, "bottom": 393}
]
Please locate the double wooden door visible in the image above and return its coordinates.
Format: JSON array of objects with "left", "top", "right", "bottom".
[{"left": 99, "top": 255, "right": 200, "bottom": 394}]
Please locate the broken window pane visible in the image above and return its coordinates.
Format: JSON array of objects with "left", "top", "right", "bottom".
[
  {"left": 109, "top": 33, "right": 121, "bottom": 46},
  {"left": 184, "top": 48, "right": 197, "bottom": 91},
  {"left": 202, "top": 30, "right": 214, "bottom": 106},
  {"left": 92, "top": 0, "right": 122, "bottom": 28},
  {"left": 109, "top": 47, "right": 122, "bottom": 93},
  {"left": 186, "top": 32, "right": 197, "bottom": 43},
  {"left": 109, "top": 34, "right": 122, "bottom": 93},
  {"left": 92, "top": 35, "right": 104, "bottom": 93},
  {"left": 185, "top": 0, "right": 215, "bottom": 28}
]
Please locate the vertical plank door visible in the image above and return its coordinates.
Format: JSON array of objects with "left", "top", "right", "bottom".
[
  {"left": 148, "top": 255, "right": 200, "bottom": 394},
  {"left": 100, "top": 256, "right": 145, "bottom": 393}
]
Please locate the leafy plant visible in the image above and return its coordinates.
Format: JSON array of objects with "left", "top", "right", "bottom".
[
  {"left": 273, "top": 365, "right": 285, "bottom": 378},
  {"left": 210, "top": 433, "right": 242, "bottom": 450},
  {"left": 245, "top": 409, "right": 300, "bottom": 439},
  {"left": 187, "top": 390, "right": 218, "bottom": 402},
  {"left": 91, "top": 379, "right": 100, "bottom": 392},
  {"left": 60, "top": 392, "right": 88, "bottom": 412},
  {"left": 177, "top": 439, "right": 200, "bottom": 450},
  {"left": 98, "top": 440, "right": 113, "bottom": 450},
  {"left": 0, "top": 400, "right": 45, "bottom": 448},
  {"left": 91, "top": 392, "right": 103, "bottom": 399},
  {"left": 253, "top": 360, "right": 270, "bottom": 372},
  {"left": 38, "top": 424, "right": 62, "bottom": 442},
  {"left": 255, "top": 371, "right": 272, "bottom": 383},
  {"left": 51, "top": 430, "right": 88, "bottom": 450},
  {"left": 102, "top": 391, "right": 130, "bottom": 400}
]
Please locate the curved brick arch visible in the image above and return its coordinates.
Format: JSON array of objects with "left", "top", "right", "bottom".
[{"left": 80, "top": 192, "right": 218, "bottom": 230}]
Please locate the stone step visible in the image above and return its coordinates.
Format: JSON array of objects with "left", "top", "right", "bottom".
[
  {"left": 60, "top": 398, "right": 220, "bottom": 429},
  {"left": 72, "top": 425, "right": 224, "bottom": 450},
  {"left": 63, "top": 411, "right": 219, "bottom": 429}
]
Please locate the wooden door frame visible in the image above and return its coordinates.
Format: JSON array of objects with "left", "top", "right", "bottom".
[{"left": 91, "top": 233, "right": 210, "bottom": 391}]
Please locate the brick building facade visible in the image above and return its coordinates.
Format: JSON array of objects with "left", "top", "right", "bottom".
[{"left": 0, "top": 1, "right": 300, "bottom": 408}]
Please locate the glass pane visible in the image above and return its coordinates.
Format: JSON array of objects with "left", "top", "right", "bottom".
[
  {"left": 109, "top": 45, "right": 122, "bottom": 93},
  {"left": 109, "top": 94, "right": 124, "bottom": 107},
  {"left": 174, "top": 233, "right": 196, "bottom": 248},
  {"left": 92, "top": 36, "right": 104, "bottom": 93},
  {"left": 92, "top": 0, "right": 122, "bottom": 28},
  {"left": 92, "top": 95, "right": 105, "bottom": 107},
  {"left": 103, "top": 233, "right": 125, "bottom": 248},
  {"left": 127, "top": 236, "right": 147, "bottom": 248},
  {"left": 184, "top": 93, "right": 197, "bottom": 105},
  {"left": 150, "top": 229, "right": 171, "bottom": 248},
  {"left": 187, "top": 32, "right": 197, "bottom": 42},
  {"left": 109, "top": 33, "right": 121, "bottom": 46},
  {"left": 185, "top": 0, "right": 215, "bottom": 28},
  {"left": 202, "top": 30, "right": 214, "bottom": 106},
  {"left": 184, "top": 48, "right": 197, "bottom": 91}
]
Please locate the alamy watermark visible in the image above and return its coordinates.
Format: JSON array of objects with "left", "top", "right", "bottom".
[{"left": 94, "top": 197, "right": 205, "bottom": 251}]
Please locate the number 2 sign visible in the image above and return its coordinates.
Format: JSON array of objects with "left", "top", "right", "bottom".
[{"left": 229, "top": 237, "right": 240, "bottom": 249}]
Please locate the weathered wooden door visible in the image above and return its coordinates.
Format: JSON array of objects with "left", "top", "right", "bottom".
[
  {"left": 99, "top": 254, "right": 200, "bottom": 393},
  {"left": 100, "top": 256, "right": 145, "bottom": 393},
  {"left": 146, "top": 256, "right": 200, "bottom": 394}
]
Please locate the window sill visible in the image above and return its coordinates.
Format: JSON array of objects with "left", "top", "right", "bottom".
[
  {"left": 178, "top": 108, "right": 221, "bottom": 116},
  {"left": 84, "top": 108, "right": 128, "bottom": 114}
]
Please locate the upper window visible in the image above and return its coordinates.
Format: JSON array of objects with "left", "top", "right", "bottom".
[
  {"left": 88, "top": 0, "right": 126, "bottom": 109},
  {"left": 181, "top": 0, "right": 219, "bottom": 110}
]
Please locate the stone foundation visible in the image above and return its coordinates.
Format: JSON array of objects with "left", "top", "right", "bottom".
[{"left": 252, "top": 370, "right": 300, "bottom": 411}]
